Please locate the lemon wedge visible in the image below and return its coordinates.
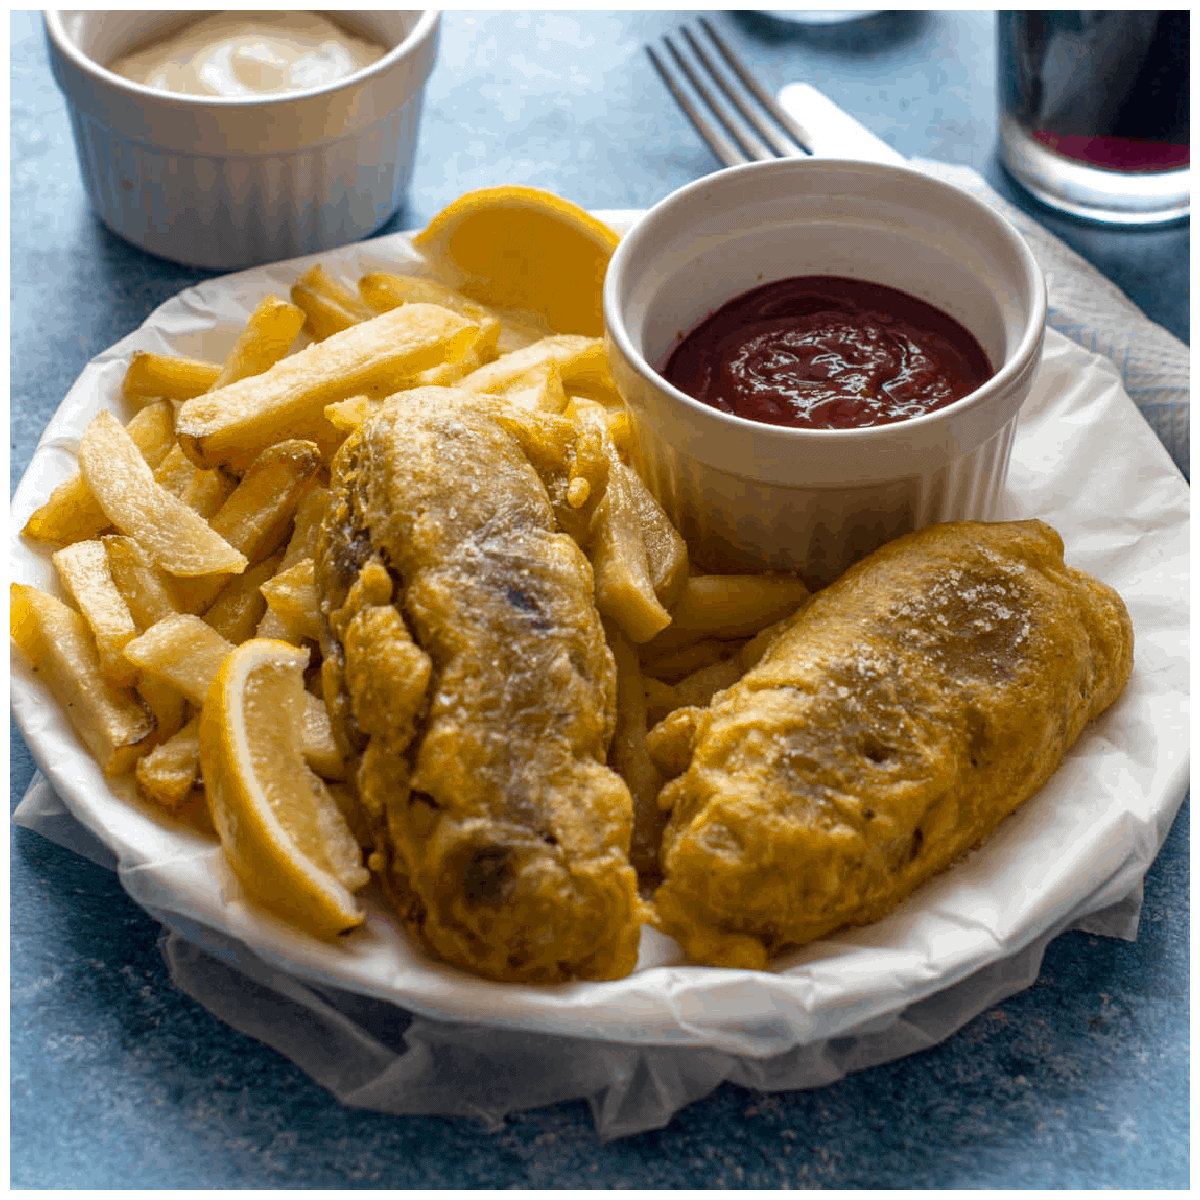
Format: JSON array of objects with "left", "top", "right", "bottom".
[
  {"left": 199, "top": 639, "right": 368, "bottom": 940},
  {"left": 411, "top": 185, "right": 620, "bottom": 337}
]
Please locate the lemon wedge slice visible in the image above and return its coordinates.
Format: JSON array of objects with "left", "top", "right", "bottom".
[
  {"left": 199, "top": 638, "right": 368, "bottom": 940},
  {"left": 411, "top": 185, "right": 620, "bottom": 337}
]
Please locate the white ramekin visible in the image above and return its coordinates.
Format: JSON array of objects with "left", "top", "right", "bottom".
[
  {"left": 44, "top": 11, "right": 440, "bottom": 270},
  {"left": 604, "top": 158, "right": 1047, "bottom": 585}
]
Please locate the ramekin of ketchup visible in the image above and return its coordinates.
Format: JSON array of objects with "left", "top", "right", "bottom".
[
  {"left": 604, "top": 158, "right": 1046, "bottom": 583},
  {"left": 663, "top": 275, "right": 993, "bottom": 431}
]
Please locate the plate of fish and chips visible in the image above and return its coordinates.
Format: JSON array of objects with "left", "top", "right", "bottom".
[{"left": 10, "top": 198, "right": 1189, "bottom": 1056}]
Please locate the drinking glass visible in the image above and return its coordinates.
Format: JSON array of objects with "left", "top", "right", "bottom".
[{"left": 998, "top": 11, "right": 1189, "bottom": 225}]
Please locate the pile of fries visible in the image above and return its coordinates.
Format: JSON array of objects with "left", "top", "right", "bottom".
[{"left": 13, "top": 253, "right": 810, "bottom": 924}]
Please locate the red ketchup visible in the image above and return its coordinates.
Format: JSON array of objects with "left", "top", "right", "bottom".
[{"left": 662, "top": 276, "right": 993, "bottom": 431}]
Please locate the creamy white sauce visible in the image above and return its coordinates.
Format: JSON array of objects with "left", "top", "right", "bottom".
[{"left": 109, "top": 11, "right": 386, "bottom": 98}]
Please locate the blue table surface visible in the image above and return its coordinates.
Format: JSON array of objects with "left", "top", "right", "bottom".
[{"left": 11, "top": 10, "right": 1189, "bottom": 1189}]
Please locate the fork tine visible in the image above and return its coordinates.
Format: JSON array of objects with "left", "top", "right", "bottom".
[
  {"left": 663, "top": 33, "right": 774, "bottom": 162},
  {"left": 679, "top": 27, "right": 803, "bottom": 160},
  {"left": 698, "top": 18, "right": 816, "bottom": 155},
  {"left": 645, "top": 43, "right": 748, "bottom": 168}
]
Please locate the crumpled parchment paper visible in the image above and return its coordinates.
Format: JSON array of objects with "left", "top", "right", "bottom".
[{"left": 11, "top": 192, "right": 1189, "bottom": 1139}]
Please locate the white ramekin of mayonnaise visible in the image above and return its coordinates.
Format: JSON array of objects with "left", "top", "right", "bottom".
[{"left": 44, "top": 11, "right": 440, "bottom": 269}]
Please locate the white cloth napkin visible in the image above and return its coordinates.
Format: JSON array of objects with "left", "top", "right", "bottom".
[{"left": 13, "top": 167, "right": 1189, "bottom": 1139}]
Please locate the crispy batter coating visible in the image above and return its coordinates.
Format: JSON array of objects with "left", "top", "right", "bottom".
[
  {"left": 652, "top": 520, "right": 1134, "bottom": 970},
  {"left": 316, "top": 390, "right": 642, "bottom": 982}
]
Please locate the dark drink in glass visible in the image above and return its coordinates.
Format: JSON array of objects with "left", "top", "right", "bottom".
[{"left": 998, "top": 11, "right": 1189, "bottom": 224}]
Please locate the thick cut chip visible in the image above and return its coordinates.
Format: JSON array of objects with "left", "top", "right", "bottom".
[
  {"left": 279, "top": 487, "right": 330, "bottom": 572},
  {"left": 458, "top": 335, "right": 610, "bottom": 396},
  {"left": 136, "top": 675, "right": 187, "bottom": 748},
  {"left": 175, "top": 304, "right": 480, "bottom": 472},
  {"left": 22, "top": 401, "right": 176, "bottom": 545},
  {"left": 641, "top": 636, "right": 745, "bottom": 684},
  {"left": 123, "top": 614, "right": 235, "bottom": 706},
  {"left": 202, "top": 553, "right": 284, "bottom": 645},
  {"left": 642, "top": 573, "right": 810, "bottom": 656},
  {"left": 291, "top": 264, "right": 377, "bottom": 340},
  {"left": 135, "top": 716, "right": 201, "bottom": 809},
  {"left": 124, "top": 351, "right": 222, "bottom": 402},
  {"left": 589, "top": 455, "right": 671, "bottom": 644},
  {"left": 604, "top": 619, "right": 666, "bottom": 882},
  {"left": 212, "top": 294, "right": 306, "bottom": 389},
  {"left": 358, "top": 272, "right": 502, "bottom": 359},
  {"left": 79, "top": 411, "right": 247, "bottom": 577},
  {"left": 11, "top": 583, "right": 153, "bottom": 775},
  {"left": 211, "top": 439, "right": 322, "bottom": 565},
  {"left": 260, "top": 558, "right": 321, "bottom": 643},
  {"left": 623, "top": 465, "right": 689, "bottom": 609},
  {"left": 486, "top": 359, "right": 568, "bottom": 414},
  {"left": 51, "top": 540, "right": 140, "bottom": 686},
  {"left": 298, "top": 689, "right": 346, "bottom": 780},
  {"left": 171, "top": 439, "right": 322, "bottom": 616},
  {"left": 103, "top": 535, "right": 181, "bottom": 631},
  {"left": 199, "top": 639, "right": 368, "bottom": 940}
]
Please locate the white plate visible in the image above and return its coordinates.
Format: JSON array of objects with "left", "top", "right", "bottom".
[{"left": 10, "top": 216, "right": 1190, "bottom": 1058}]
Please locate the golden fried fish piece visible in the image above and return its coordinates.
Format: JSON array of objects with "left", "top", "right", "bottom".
[
  {"left": 316, "top": 390, "right": 642, "bottom": 983},
  {"left": 652, "top": 520, "right": 1134, "bottom": 970}
]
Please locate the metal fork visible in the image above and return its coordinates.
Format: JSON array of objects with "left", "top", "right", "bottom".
[{"left": 647, "top": 19, "right": 906, "bottom": 168}]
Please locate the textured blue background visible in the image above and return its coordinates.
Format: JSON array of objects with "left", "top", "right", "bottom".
[{"left": 11, "top": 10, "right": 1189, "bottom": 1187}]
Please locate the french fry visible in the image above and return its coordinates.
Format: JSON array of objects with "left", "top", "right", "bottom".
[
  {"left": 278, "top": 487, "right": 330, "bottom": 571},
  {"left": 51, "top": 540, "right": 140, "bottom": 686},
  {"left": 22, "top": 400, "right": 176, "bottom": 545},
  {"left": 152, "top": 443, "right": 198, "bottom": 497},
  {"left": 103, "top": 535, "right": 181, "bottom": 630},
  {"left": 412, "top": 348, "right": 486, "bottom": 388},
  {"left": 175, "top": 304, "right": 480, "bottom": 472},
  {"left": 358, "top": 271, "right": 503, "bottom": 360},
  {"left": 483, "top": 359, "right": 568, "bottom": 414},
  {"left": 642, "top": 573, "right": 810, "bottom": 656},
  {"left": 122, "top": 614, "right": 235, "bottom": 706},
  {"left": 255, "top": 608, "right": 297, "bottom": 642},
  {"left": 202, "top": 552, "right": 284, "bottom": 644},
  {"left": 566, "top": 395, "right": 634, "bottom": 458},
  {"left": 291, "top": 264, "right": 378, "bottom": 340},
  {"left": 589, "top": 454, "right": 671, "bottom": 644},
  {"left": 211, "top": 439, "right": 322, "bottom": 564},
  {"left": 260, "top": 559, "right": 321, "bottom": 643},
  {"left": 645, "top": 705, "right": 702, "bottom": 784},
  {"left": 123, "top": 350, "right": 222, "bottom": 402},
  {"left": 644, "top": 677, "right": 679, "bottom": 727},
  {"left": 604, "top": 620, "right": 666, "bottom": 881},
  {"left": 136, "top": 675, "right": 188, "bottom": 747},
  {"left": 458, "top": 334, "right": 610, "bottom": 396},
  {"left": 668, "top": 653, "right": 746, "bottom": 712},
  {"left": 135, "top": 716, "right": 201, "bottom": 808},
  {"left": 153, "top": 444, "right": 238, "bottom": 519},
  {"left": 299, "top": 689, "right": 346, "bottom": 780},
  {"left": 172, "top": 439, "right": 322, "bottom": 615},
  {"left": 624, "top": 465, "right": 689, "bottom": 609},
  {"left": 324, "top": 394, "right": 380, "bottom": 433},
  {"left": 179, "top": 462, "right": 238, "bottom": 519},
  {"left": 10, "top": 583, "right": 153, "bottom": 775},
  {"left": 78, "top": 411, "right": 248, "bottom": 577},
  {"left": 211, "top": 294, "right": 306, "bottom": 389},
  {"left": 640, "top": 637, "right": 745, "bottom": 684}
]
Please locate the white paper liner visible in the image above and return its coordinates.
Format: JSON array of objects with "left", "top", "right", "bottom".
[{"left": 11, "top": 208, "right": 1189, "bottom": 1134}]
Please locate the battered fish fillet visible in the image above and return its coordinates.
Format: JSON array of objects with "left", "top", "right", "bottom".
[
  {"left": 651, "top": 520, "right": 1134, "bottom": 970},
  {"left": 315, "top": 390, "right": 643, "bottom": 983}
]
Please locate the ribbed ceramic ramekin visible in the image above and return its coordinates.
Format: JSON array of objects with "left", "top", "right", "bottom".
[
  {"left": 604, "top": 158, "right": 1047, "bottom": 585},
  {"left": 44, "top": 11, "right": 440, "bottom": 270}
]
